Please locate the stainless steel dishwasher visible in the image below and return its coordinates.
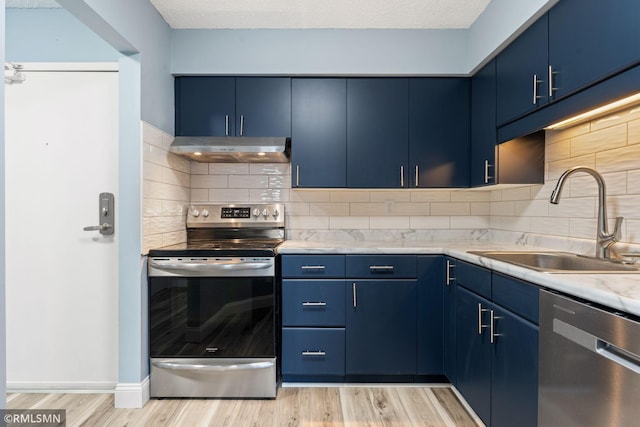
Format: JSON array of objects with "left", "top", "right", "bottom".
[{"left": 539, "top": 290, "right": 640, "bottom": 427}]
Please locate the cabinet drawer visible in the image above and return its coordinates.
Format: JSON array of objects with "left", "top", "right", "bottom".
[
  {"left": 455, "top": 260, "right": 491, "bottom": 299},
  {"left": 281, "top": 255, "right": 345, "bottom": 278},
  {"left": 492, "top": 273, "right": 539, "bottom": 325},
  {"left": 282, "top": 328, "right": 345, "bottom": 376},
  {"left": 282, "top": 280, "right": 346, "bottom": 326},
  {"left": 346, "top": 255, "right": 417, "bottom": 278}
]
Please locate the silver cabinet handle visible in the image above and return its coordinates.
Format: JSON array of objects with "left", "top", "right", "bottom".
[
  {"left": 548, "top": 65, "right": 557, "bottom": 98},
  {"left": 296, "top": 165, "right": 300, "bottom": 187},
  {"left": 532, "top": 74, "right": 543, "bottom": 105},
  {"left": 301, "top": 265, "right": 325, "bottom": 271},
  {"left": 302, "top": 302, "right": 327, "bottom": 307},
  {"left": 369, "top": 265, "right": 394, "bottom": 272},
  {"left": 225, "top": 114, "right": 229, "bottom": 136},
  {"left": 415, "top": 165, "right": 419, "bottom": 187},
  {"left": 301, "top": 351, "right": 326, "bottom": 357},
  {"left": 484, "top": 159, "right": 491, "bottom": 184},
  {"left": 240, "top": 114, "right": 245, "bottom": 136},
  {"left": 490, "top": 309, "right": 501, "bottom": 344},
  {"left": 352, "top": 282, "right": 357, "bottom": 308},
  {"left": 400, "top": 166, "right": 405, "bottom": 188},
  {"left": 445, "top": 260, "right": 455, "bottom": 285},
  {"left": 478, "top": 303, "right": 489, "bottom": 335}
]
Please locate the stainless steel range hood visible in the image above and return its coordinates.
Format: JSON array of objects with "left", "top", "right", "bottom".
[{"left": 169, "top": 136, "right": 290, "bottom": 163}]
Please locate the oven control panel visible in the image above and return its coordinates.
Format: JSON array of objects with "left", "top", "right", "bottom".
[{"left": 187, "top": 203, "right": 285, "bottom": 228}]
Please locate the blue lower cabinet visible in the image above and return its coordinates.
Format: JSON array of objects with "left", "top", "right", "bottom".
[
  {"left": 282, "top": 328, "right": 345, "bottom": 377},
  {"left": 282, "top": 280, "right": 346, "bottom": 327},
  {"left": 491, "top": 305, "right": 538, "bottom": 427},
  {"left": 456, "top": 286, "right": 492, "bottom": 426},
  {"left": 417, "top": 256, "right": 444, "bottom": 375},
  {"left": 346, "top": 279, "right": 417, "bottom": 375}
]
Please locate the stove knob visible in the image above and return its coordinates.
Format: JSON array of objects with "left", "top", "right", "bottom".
[
  {"left": 202, "top": 209, "right": 209, "bottom": 218},
  {"left": 262, "top": 208, "right": 269, "bottom": 218},
  {"left": 272, "top": 209, "right": 280, "bottom": 218},
  {"left": 253, "top": 208, "right": 261, "bottom": 217},
  {"left": 192, "top": 209, "right": 200, "bottom": 218}
]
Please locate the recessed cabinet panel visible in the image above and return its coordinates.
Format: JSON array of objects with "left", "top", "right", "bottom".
[
  {"left": 496, "top": 15, "right": 549, "bottom": 126},
  {"left": 291, "top": 78, "right": 347, "bottom": 187},
  {"left": 346, "top": 279, "right": 417, "bottom": 375},
  {"left": 409, "top": 78, "right": 470, "bottom": 188},
  {"left": 471, "top": 60, "right": 497, "bottom": 187},
  {"left": 548, "top": 0, "right": 640, "bottom": 100},
  {"left": 175, "top": 77, "right": 235, "bottom": 136},
  {"left": 235, "top": 77, "right": 291, "bottom": 137},
  {"left": 347, "top": 78, "right": 409, "bottom": 188}
]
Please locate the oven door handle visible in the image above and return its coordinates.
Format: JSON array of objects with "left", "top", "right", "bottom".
[
  {"left": 152, "top": 360, "right": 274, "bottom": 372},
  {"left": 148, "top": 259, "right": 273, "bottom": 273}
]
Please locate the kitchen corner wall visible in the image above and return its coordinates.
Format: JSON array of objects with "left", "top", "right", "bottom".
[
  {"left": 490, "top": 103, "right": 640, "bottom": 254},
  {"left": 142, "top": 122, "right": 190, "bottom": 254}
]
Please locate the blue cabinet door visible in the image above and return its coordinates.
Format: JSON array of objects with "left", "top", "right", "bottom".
[
  {"left": 175, "top": 77, "right": 235, "bottom": 136},
  {"left": 491, "top": 305, "right": 539, "bottom": 427},
  {"left": 496, "top": 15, "right": 549, "bottom": 126},
  {"left": 291, "top": 78, "right": 347, "bottom": 188},
  {"left": 471, "top": 60, "right": 497, "bottom": 187},
  {"left": 346, "top": 279, "right": 417, "bottom": 375},
  {"left": 443, "top": 258, "right": 457, "bottom": 384},
  {"left": 548, "top": 0, "right": 640, "bottom": 100},
  {"left": 235, "top": 77, "right": 291, "bottom": 137},
  {"left": 347, "top": 79, "right": 409, "bottom": 188},
  {"left": 456, "top": 286, "right": 492, "bottom": 426},
  {"left": 409, "top": 78, "right": 470, "bottom": 188},
  {"left": 417, "top": 256, "right": 444, "bottom": 375}
]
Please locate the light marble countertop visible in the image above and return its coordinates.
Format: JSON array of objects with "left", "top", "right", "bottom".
[{"left": 278, "top": 240, "right": 640, "bottom": 317}]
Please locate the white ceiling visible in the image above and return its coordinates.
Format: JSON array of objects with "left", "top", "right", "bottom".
[
  {"left": 149, "top": 0, "right": 492, "bottom": 30},
  {"left": 6, "top": 0, "right": 493, "bottom": 30}
]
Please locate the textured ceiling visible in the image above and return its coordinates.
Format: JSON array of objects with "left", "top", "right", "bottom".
[
  {"left": 149, "top": 0, "right": 492, "bottom": 30},
  {"left": 6, "top": 0, "right": 60, "bottom": 7}
]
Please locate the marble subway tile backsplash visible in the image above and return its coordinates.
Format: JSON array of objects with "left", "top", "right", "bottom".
[
  {"left": 142, "top": 123, "right": 189, "bottom": 253},
  {"left": 141, "top": 102, "right": 640, "bottom": 255},
  {"left": 490, "top": 103, "right": 640, "bottom": 255}
]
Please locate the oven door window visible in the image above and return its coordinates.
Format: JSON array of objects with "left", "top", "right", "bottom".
[{"left": 149, "top": 276, "right": 275, "bottom": 358}]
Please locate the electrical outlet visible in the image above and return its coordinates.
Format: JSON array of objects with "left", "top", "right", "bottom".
[{"left": 384, "top": 200, "right": 395, "bottom": 214}]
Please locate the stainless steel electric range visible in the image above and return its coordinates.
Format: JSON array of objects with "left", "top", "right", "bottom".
[{"left": 147, "top": 203, "right": 284, "bottom": 398}]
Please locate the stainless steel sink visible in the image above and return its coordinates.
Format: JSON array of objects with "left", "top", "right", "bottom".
[{"left": 468, "top": 251, "right": 640, "bottom": 273}]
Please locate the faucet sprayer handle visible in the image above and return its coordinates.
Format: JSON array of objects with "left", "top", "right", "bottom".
[{"left": 613, "top": 216, "right": 623, "bottom": 240}]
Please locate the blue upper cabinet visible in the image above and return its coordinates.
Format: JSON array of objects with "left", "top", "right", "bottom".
[
  {"left": 548, "top": 0, "right": 640, "bottom": 100},
  {"left": 409, "top": 78, "right": 470, "bottom": 188},
  {"left": 175, "top": 77, "right": 235, "bottom": 136},
  {"left": 471, "top": 60, "right": 497, "bottom": 187},
  {"left": 235, "top": 77, "right": 291, "bottom": 137},
  {"left": 175, "top": 77, "right": 291, "bottom": 137},
  {"left": 347, "top": 78, "right": 409, "bottom": 188},
  {"left": 496, "top": 14, "right": 549, "bottom": 126},
  {"left": 291, "top": 78, "right": 347, "bottom": 188}
]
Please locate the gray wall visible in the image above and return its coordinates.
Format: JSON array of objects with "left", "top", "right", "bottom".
[{"left": 1, "top": 0, "right": 6, "bottom": 407}]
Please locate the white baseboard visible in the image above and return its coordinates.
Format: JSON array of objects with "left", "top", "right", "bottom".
[
  {"left": 7, "top": 381, "right": 117, "bottom": 394},
  {"left": 114, "top": 377, "right": 150, "bottom": 408}
]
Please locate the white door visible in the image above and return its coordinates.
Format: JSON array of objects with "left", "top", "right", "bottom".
[{"left": 5, "top": 65, "right": 119, "bottom": 389}]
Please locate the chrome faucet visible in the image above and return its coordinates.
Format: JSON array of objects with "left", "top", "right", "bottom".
[{"left": 550, "top": 166, "right": 623, "bottom": 259}]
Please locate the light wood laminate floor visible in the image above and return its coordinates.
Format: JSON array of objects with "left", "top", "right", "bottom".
[{"left": 7, "top": 386, "right": 483, "bottom": 427}]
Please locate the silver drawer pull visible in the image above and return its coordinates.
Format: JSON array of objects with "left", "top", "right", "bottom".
[
  {"left": 369, "top": 265, "right": 394, "bottom": 272},
  {"left": 302, "top": 351, "right": 326, "bottom": 357},
  {"left": 301, "top": 265, "right": 326, "bottom": 270},
  {"left": 302, "top": 302, "right": 327, "bottom": 307}
]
